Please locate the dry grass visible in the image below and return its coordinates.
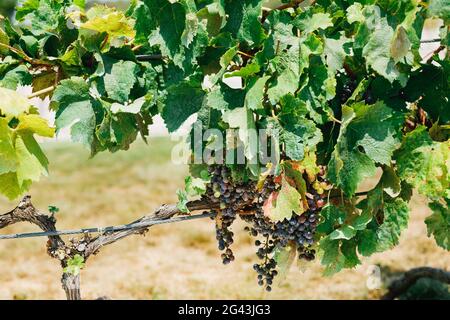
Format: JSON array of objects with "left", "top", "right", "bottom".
[{"left": 0, "top": 138, "right": 448, "bottom": 300}]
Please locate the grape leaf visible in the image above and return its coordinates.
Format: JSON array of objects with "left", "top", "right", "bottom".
[
  {"left": 16, "top": 114, "right": 55, "bottom": 138},
  {"left": 223, "top": 0, "right": 265, "bottom": 47},
  {"left": 425, "top": 200, "right": 450, "bottom": 250},
  {"left": 316, "top": 205, "right": 347, "bottom": 235},
  {"left": 0, "top": 118, "right": 18, "bottom": 175},
  {"left": 395, "top": 126, "right": 449, "bottom": 200},
  {"left": 81, "top": 9, "right": 136, "bottom": 39},
  {"left": 329, "top": 225, "right": 357, "bottom": 241},
  {"left": 267, "top": 45, "right": 301, "bottom": 104},
  {"left": 403, "top": 63, "right": 450, "bottom": 123},
  {"left": 391, "top": 26, "right": 411, "bottom": 63},
  {"left": 51, "top": 77, "right": 98, "bottom": 148},
  {"left": 0, "top": 87, "right": 30, "bottom": 117},
  {"left": 294, "top": 12, "right": 332, "bottom": 34},
  {"left": 428, "top": 0, "right": 450, "bottom": 23},
  {"left": 374, "top": 198, "right": 410, "bottom": 251},
  {"left": 346, "top": 3, "right": 365, "bottom": 24},
  {"left": 323, "top": 33, "right": 351, "bottom": 73},
  {"left": 149, "top": 1, "right": 186, "bottom": 60},
  {"left": 103, "top": 59, "right": 139, "bottom": 104},
  {"left": 162, "top": 79, "right": 205, "bottom": 132},
  {"left": 244, "top": 75, "right": 269, "bottom": 110},
  {"left": 273, "top": 243, "right": 296, "bottom": 282},
  {"left": 362, "top": 17, "right": 401, "bottom": 83},
  {"left": 327, "top": 102, "right": 403, "bottom": 196},
  {"left": 266, "top": 176, "right": 304, "bottom": 222}
]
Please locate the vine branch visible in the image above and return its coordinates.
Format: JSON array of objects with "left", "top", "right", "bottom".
[
  {"left": 381, "top": 267, "right": 450, "bottom": 300},
  {"left": 0, "top": 196, "right": 218, "bottom": 299}
]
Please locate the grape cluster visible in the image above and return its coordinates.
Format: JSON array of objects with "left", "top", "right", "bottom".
[
  {"left": 206, "top": 164, "right": 331, "bottom": 292},
  {"left": 245, "top": 168, "right": 330, "bottom": 290},
  {"left": 205, "top": 165, "right": 257, "bottom": 264},
  {"left": 243, "top": 176, "right": 279, "bottom": 291},
  {"left": 363, "top": 89, "right": 376, "bottom": 104}
]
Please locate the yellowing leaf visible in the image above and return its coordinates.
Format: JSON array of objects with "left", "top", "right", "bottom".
[
  {"left": 0, "top": 28, "right": 9, "bottom": 55},
  {"left": 0, "top": 87, "right": 30, "bottom": 117},
  {"left": 15, "top": 133, "right": 49, "bottom": 185},
  {"left": 0, "top": 118, "right": 18, "bottom": 175},
  {"left": 266, "top": 176, "right": 304, "bottom": 222},
  {"left": 80, "top": 11, "right": 135, "bottom": 39},
  {"left": 17, "top": 114, "right": 55, "bottom": 138},
  {"left": 390, "top": 26, "right": 410, "bottom": 63}
]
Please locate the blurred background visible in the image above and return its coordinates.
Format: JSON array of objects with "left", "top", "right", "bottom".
[{"left": 0, "top": 0, "right": 448, "bottom": 300}]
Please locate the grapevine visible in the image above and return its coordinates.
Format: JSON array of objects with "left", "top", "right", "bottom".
[{"left": 0, "top": 0, "right": 448, "bottom": 293}]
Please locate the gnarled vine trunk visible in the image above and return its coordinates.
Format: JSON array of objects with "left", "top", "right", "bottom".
[{"left": 62, "top": 273, "right": 81, "bottom": 300}]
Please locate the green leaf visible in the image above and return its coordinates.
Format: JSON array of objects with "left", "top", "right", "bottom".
[
  {"left": 267, "top": 45, "right": 300, "bottom": 104},
  {"left": 104, "top": 60, "right": 139, "bottom": 104},
  {"left": 319, "top": 237, "right": 346, "bottom": 276},
  {"left": 375, "top": 198, "right": 410, "bottom": 251},
  {"left": 74, "top": 0, "right": 86, "bottom": 10},
  {"left": 379, "top": 166, "right": 401, "bottom": 198},
  {"left": 395, "top": 127, "right": 450, "bottom": 200},
  {"left": 226, "top": 61, "right": 260, "bottom": 79},
  {"left": 327, "top": 102, "right": 403, "bottom": 196},
  {"left": 294, "top": 12, "right": 332, "bottom": 34},
  {"left": 15, "top": 0, "right": 39, "bottom": 21},
  {"left": 197, "top": 2, "right": 226, "bottom": 36},
  {"left": 323, "top": 33, "right": 351, "bottom": 73},
  {"left": 425, "top": 200, "right": 450, "bottom": 250},
  {"left": 0, "top": 65, "right": 32, "bottom": 90},
  {"left": 316, "top": 205, "right": 347, "bottom": 235},
  {"left": 15, "top": 132, "right": 49, "bottom": 186},
  {"left": 149, "top": 1, "right": 186, "bottom": 60},
  {"left": 428, "top": 0, "right": 450, "bottom": 23},
  {"left": 176, "top": 189, "right": 190, "bottom": 213},
  {"left": 63, "top": 254, "right": 85, "bottom": 276},
  {"left": 184, "top": 175, "right": 207, "bottom": 197},
  {"left": 162, "top": 80, "right": 205, "bottom": 132},
  {"left": 329, "top": 225, "right": 357, "bottom": 240},
  {"left": 362, "top": 17, "right": 403, "bottom": 83},
  {"left": 131, "top": 2, "right": 154, "bottom": 45},
  {"left": 357, "top": 229, "right": 378, "bottom": 257},
  {"left": 0, "top": 172, "right": 31, "bottom": 201},
  {"left": 346, "top": 3, "right": 365, "bottom": 24},
  {"left": 266, "top": 177, "right": 304, "bottom": 222},
  {"left": 273, "top": 243, "right": 296, "bottom": 282},
  {"left": 206, "top": 83, "right": 245, "bottom": 111},
  {"left": 51, "top": 77, "right": 97, "bottom": 148},
  {"left": 222, "top": 105, "right": 257, "bottom": 163},
  {"left": 0, "top": 28, "right": 9, "bottom": 55},
  {"left": 224, "top": 0, "right": 265, "bottom": 47},
  {"left": 403, "top": 63, "right": 450, "bottom": 123},
  {"left": 244, "top": 75, "right": 269, "bottom": 110}
]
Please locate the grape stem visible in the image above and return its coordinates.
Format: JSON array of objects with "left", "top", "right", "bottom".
[
  {"left": 0, "top": 42, "right": 53, "bottom": 67},
  {"left": 28, "top": 85, "right": 56, "bottom": 99}
]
